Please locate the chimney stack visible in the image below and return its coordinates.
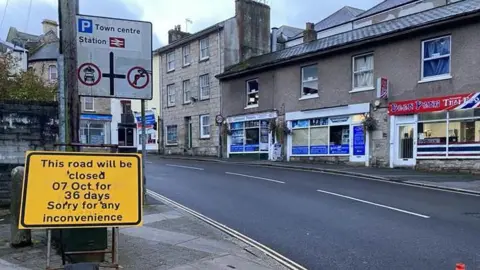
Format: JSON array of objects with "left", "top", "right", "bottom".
[
  {"left": 168, "top": 25, "right": 190, "bottom": 44},
  {"left": 42, "top": 19, "right": 58, "bottom": 36},
  {"left": 303, "top": 22, "right": 317, "bottom": 43}
]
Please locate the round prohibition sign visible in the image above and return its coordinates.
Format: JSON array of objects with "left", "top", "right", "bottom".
[
  {"left": 127, "top": 66, "right": 150, "bottom": 89},
  {"left": 78, "top": 63, "right": 102, "bottom": 86}
]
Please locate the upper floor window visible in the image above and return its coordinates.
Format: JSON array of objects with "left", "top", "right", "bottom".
[
  {"left": 421, "top": 36, "right": 451, "bottom": 80},
  {"left": 200, "top": 38, "right": 209, "bottom": 60},
  {"left": 167, "top": 52, "right": 175, "bottom": 72},
  {"left": 182, "top": 45, "right": 191, "bottom": 66},
  {"left": 167, "top": 84, "right": 176, "bottom": 107},
  {"left": 183, "top": 79, "right": 191, "bottom": 104},
  {"left": 83, "top": 96, "right": 94, "bottom": 111},
  {"left": 352, "top": 54, "right": 374, "bottom": 90},
  {"left": 246, "top": 79, "right": 259, "bottom": 107},
  {"left": 199, "top": 74, "right": 210, "bottom": 100},
  {"left": 301, "top": 65, "right": 318, "bottom": 97},
  {"left": 121, "top": 100, "right": 131, "bottom": 114},
  {"left": 48, "top": 65, "right": 57, "bottom": 81}
]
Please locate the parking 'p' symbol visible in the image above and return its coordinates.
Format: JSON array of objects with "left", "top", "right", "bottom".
[{"left": 78, "top": 18, "right": 93, "bottom": 33}]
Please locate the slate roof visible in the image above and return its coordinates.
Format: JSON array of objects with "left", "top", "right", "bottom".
[
  {"left": 217, "top": 0, "right": 480, "bottom": 79},
  {"left": 6, "top": 27, "right": 40, "bottom": 48},
  {"left": 357, "top": 0, "right": 417, "bottom": 19},
  {"left": 28, "top": 42, "right": 59, "bottom": 62},
  {"left": 277, "top": 25, "right": 303, "bottom": 39}
]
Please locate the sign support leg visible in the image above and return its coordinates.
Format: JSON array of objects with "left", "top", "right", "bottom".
[
  {"left": 112, "top": 227, "right": 119, "bottom": 265},
  {"left": 46, "top": 229, "right": 52, "bottom": 269},
  {"left": 141, "top": 100, "right": 146, "bottom": 204}
]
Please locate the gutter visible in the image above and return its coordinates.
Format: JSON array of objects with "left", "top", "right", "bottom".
[{"left": 217, "top": 11, "right": 480, "bottom": 80}]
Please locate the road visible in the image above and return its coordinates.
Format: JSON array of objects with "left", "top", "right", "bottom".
[{"left": 145, "top": 157, "right": 480, "bottom": 270}]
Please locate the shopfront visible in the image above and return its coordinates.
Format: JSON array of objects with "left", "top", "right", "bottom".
[
  {"left": 388, "top": 92, "right": 480, "bottom": 168},
  {"left": 80, "top": 114, "right": 112, "bottom": 145},
  {"left": 285, "top": 103, "right": 370, "bottom": 164},
  {"left": 226, "top": 111, "right": 277, "bottom": 159}
]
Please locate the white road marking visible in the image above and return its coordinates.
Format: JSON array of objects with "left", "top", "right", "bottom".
[
  {"left": 316, "top": 189, "right": 430, "bottom": 219},
  {"left": 146, "top": 189, "right": 307, "bottom": 270},
  {"left": 225, "top": 172, "right": 285, "bottom": 184},
  {"left": 166, "top": 164, "right": 204, "bottom": 171}
]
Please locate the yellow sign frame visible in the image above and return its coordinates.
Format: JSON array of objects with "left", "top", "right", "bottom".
[{"left": 19, "top": 151, "right": 143, "bottom": 229}]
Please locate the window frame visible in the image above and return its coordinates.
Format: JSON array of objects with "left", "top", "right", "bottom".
[
  {"left": 199, "top": 74, "right": 210, "bottom": 100},
  {"left": 199, "top": 37, "right": 210, "bottom": 60},
  {"left": 182, "top": 44, "right": 191, "bottom": 66},
  {"left": 167, "top": 84, "right": 176, "bottom": 107},
  {"left": 48, "top": 65, "right": 57, "bottom": 81},
  {"left": 420, "top": 35, "right": 452, "bottom": 81},
  {"left": 167, "top": 51, "right": 175, "bottom": 72},
  {"left": 300, "top": 64, "right": 319, "bottom": 98},
  {"left": 245, "top": 78, "right": 259, "bottom": 108},
  {"left": 83, "top": 96, "right": 94, "bottom": 111},
  {"left": 183, "top": 79, "right": 191, "bottom": 104},
  {"left": 200, "top": 114, "right": 211, "bottom": 139},
  {"left": 165, "top": 125, "right": 178, "bottom": 145},
  {"left": 351, "top": 53, "right": 374, "bottom": 91}
]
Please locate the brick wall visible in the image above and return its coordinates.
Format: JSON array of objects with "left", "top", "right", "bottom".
[{"left": 0, "top": 101, "right": 58, "bottom": 206}]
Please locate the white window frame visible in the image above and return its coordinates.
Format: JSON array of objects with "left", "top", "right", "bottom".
[
  {"left": 167, "top": 84, "right": 176, "bottom": 107},
  {"left": 200, "top": 114, "right": 211, "bottom": 139},
  {"left": 199, "top": 38, "right": 209, "bottom": 60},
  {"left": 182, "top": 45, "right": 191, "bottom": 66},
  {"left": 300, "top": 64, "right": 319, "bottom": 99},
  {"left": 183, "top": 80, "right": 191, "bottom": 104},
  {"left": 48, "top": 65, "right": 57, "bottom": 81},
  {"left": 199, "top": 74, "right": 210, "bottom": 100},
  {"left": 165, "top": 125, "right": 178, "bottom": 145},
  {"left": 420, "top": 35, "right": 452, "bottom": 82},
  {"left": 167, "top": 51, "right": 175, "bottom": 72},
  {"left": 351, "top": 53, "right": 374, "bottom": 92},
  {"left": 246, "top": 79, "right": 259, "bottom": 108},
  {"left": 83, "top": 96, "right": 94, "bottom": 111}
]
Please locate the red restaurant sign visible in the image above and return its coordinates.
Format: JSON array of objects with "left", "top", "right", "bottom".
[{"left": 388, "top": 92, "right": 480, "bottom": 115}]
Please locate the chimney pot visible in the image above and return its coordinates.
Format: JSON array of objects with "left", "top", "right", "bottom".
[{"left": 303, "top": 22, "right": 317, "bottom": 43}]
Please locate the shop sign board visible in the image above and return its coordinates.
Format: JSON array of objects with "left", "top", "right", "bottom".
[
  {"left": 388, "top": 92, "right": 480, "bottom": 115},
  {"left": 19, "top": 151, "right": 143, "bottom": 229},
  {"left": 353, "top": 126, "right": 365, "bottom": 156}
]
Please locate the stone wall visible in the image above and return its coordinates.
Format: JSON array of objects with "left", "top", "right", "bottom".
[
  {"left": 416, "top": 159, "right": 480, "bottom": 174},
  {"left": 369, "top": 107, "right": 390, "bottom": 167},
  {"left": 0, "top": 100, "right": 58, "bottom": 206}
]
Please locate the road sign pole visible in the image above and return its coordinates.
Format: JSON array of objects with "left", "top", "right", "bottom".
[{"left": 141, "top": 100, "right": 147, "bottom": 204}]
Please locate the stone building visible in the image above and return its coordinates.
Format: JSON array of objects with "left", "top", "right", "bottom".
[
  {"left": 156, "top": 0, "right": 271, "bottom": 156},
  {"left": 217, "top": 0, "right": 480, "bottom": 172}
]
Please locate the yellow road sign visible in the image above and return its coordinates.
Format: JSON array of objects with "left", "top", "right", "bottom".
[{"left": 19, "top": 151, "right": 143, "bottom": 229}]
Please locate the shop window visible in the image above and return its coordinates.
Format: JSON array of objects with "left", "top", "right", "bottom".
[
  {"left": 229, "top": 120, "right": 269, "bottom": 153},
  {"left": 80, "top": 120, "right": 109, "bottom": 144},
  {"left": 230, "top": 122, "right": 244, "bottom": 152},
  {"left": 167, "top": 84, "right": 175, "bottom": 106},
  {"left": 292, "top": 129, "right": 309, "bottom": 155},
  {"left": 417, "top": 111, "right": 448, "bottom": 157},
  {"left": 301, "top": 65, "right": 318, "bottom": 97},
  {"left": 352, "top": 54, "right": 374, "bottom": 89},
  {"left": 166, "top": 125, "right": 177, "bottom": 145},
  {"left": 421, "top": 36, "right": 451, "bottom": 79},
  {"left": 418, "top": 111, "right": 447, "bottom": 121},
  {"left": 329, "top": 125, "right": 349, "bottom": 154},
  {"left": 310, "top": 127, "right": 328, "bottom": 154},
  {"left": 246, "top": 79, "right": 259, "bottom": 107},
  {"left": 200, "top": 114, "right": 210, "bottom": 138},
  {"left": 245, "top": 120, "right": 260, "bottom": 151},
  {"left": 167, "top": 51, "right": 175, "bottom": 72},
  {"left": 183, "top": 80, "right": 191, "bottom": 104}
]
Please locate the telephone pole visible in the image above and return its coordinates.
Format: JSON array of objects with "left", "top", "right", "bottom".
[{"left": 59, "top": 0, "right": 80, "bottom": 150}]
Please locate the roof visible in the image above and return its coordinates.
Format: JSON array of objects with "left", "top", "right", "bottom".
[
  {"left": 28, "top": 42, "right": 59, "bottom": 62},
  {"left": 218, "top": 0, "right": 480, "bottom": 79},
  {"left": 277, "top": 25, "right": 303, "bottom": 39},
  {"left": 0, "top": 40, "right": 27, "bottom": 53},
  {"left": 356, "top": 0, "right": 417, "bottom": 19},
  {"left": 6, "top": 27, "right": 40, "bottom": 47},
  {"left": 154, "top": 22, "right": 225, "bottom": 54}
]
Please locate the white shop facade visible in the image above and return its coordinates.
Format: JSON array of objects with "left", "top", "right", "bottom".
[{"left": 285, "top": 103, "right": 370, "bottom": 164}]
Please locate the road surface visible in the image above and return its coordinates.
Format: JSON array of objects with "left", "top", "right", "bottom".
[{"left": 146, "top": 157, "right": 480, "bottom": 269}]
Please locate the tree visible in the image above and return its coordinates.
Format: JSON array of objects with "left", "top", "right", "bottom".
[{"left": 0, "top": 52, "right": 57, "bottom": 101}]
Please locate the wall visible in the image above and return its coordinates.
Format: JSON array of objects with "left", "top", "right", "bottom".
[
  {"left": 81, "top": 97, "right": 111, "bottom": 115},
  {"left": 0, "top": 101, "right": 58, "bottom": 206},
  {"left": 29, "top": 60, "right": 57, "bottom": 84}
]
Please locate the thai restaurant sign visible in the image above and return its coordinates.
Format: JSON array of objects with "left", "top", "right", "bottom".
[{"left": 388, "top": 92, "right": 480, "bottom": 115}]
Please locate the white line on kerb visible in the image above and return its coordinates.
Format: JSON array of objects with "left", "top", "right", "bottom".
[
  {"left": 166, "top": 164, "right": 204, "bottom": 171},
  {"left": 316, "top": 189, "right": 430, "bottom": 219},
  {"left": 146, "top": 189, "right": 306, "bottom": 270},
  {"left": 225, "top": 172, "right": 285, "bottom": 184}
]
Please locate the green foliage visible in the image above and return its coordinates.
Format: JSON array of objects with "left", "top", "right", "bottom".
[{"left": 0, "top": 53, "right": 57, "bottom": 101}]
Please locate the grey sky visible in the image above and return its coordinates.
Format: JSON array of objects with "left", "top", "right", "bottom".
[{"left": 0, "top": 0, "right": 383, "bottom": 49}]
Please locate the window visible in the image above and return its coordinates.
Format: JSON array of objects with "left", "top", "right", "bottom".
[
  {"left": 200, "top": 38, "right": 209, "bottom": 60},
  {"left": 183, "top": 80, "right": 191, "bottom": 104},
  {"left": 121, "top": 100, "right": 131, "bottom": 114},
  {"left": 182, "top": 45, "right": 190, "bottom": 66},
  {"left": 352, "top": 54, "right": 374, "bottom": 89},
  {"left": 229, "top": 120, "right": 270, "bottom": 153},
  {"left": 167, "top": 51, "right": 175, "bottom": 71},
  {"left": 329, "top": 125, "right": 350, "bottom": 154},
  {"left": 83, "top": 97, "right": 94, "bottom": 111},
  {"left": 421, "top": 36, "right": 451, "bottom": 79},
  {"left": 167, "top": 84, "right": 175, "bottom": 106},
  {"left": 246, "top": 79, "right": 259, "bottom": 107},
  {"left": 80, "top": 120, "right": 110, "bottom": 144},
  {"left": 48, "top": 65, "right": 57, "bottom": 81},
  {"left": 301, "top": 65, "right": 318, "bottom": 97},
  {"left": 200, "top": 115, "right": 210, "bottom": 138},
  {"left": 166, "top": 125, "right": 178, "bottom": 145},
  {"left": 199, "top": 74, "right": 210, "bottom": 100}
]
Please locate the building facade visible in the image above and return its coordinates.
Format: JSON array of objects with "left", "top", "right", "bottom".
[
  {"left": 217, "top": 0, "right": 480, "bottom": 172},
  {"left": 157, "top": 0, "right": 270, "bottom": 156}
]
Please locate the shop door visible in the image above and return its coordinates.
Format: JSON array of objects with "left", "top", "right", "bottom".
[
  {"left": 350, "top": 125, "right": 367, "bottom": 163},
  {"left": 394, "top": 124, "right": 416, "bottom": 166}
]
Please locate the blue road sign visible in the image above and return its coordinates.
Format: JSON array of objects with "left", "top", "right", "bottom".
[{"left": 78, "top": 18, "right": 93, "bottom": 33}]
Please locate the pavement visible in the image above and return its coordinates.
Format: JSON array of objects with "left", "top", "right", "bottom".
[
  {"left": 147, "top": 157, "right": 480, "bottom": 269},
  {"left": 0, "top": 197, "right": 287, "bottom": 270},
  {"left": 154, "top": 154, "right": 480, "bottom": 194}
]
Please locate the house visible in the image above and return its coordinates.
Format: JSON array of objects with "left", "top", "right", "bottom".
[
  {"left": 217, "top": 0, "right": 480, "bottom": 172},
  {"left": 155, "top": 0, "right": 271, "bottom": 156},
  {"left": 0, "top": 40, "right": 28, "bottom": 73}
]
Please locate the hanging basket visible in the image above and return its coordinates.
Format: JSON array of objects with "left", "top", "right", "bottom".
[{"left": 362, "top": 116, "right": 377, "bottom": 132}]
